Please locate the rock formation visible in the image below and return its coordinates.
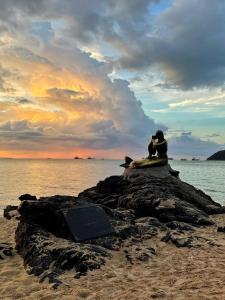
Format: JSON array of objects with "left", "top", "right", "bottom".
[
  {"left": 6, "top": 164, "right": 225, "bottom": 286},
  {"left": 207, "top": 150, "right": 225, "bottom": 160}
]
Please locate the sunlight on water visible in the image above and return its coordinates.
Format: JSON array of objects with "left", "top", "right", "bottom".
[{"left": 0, "top": 159, "right": 224, "bottom": 214}]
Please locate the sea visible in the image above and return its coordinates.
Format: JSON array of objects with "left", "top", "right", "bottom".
[{"left": 0, "top": 158, "right": 224, "bottom": 215}]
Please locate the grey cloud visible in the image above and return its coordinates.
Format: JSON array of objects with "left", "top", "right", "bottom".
[
  {"left": 0, "top": 0, "right": 46, "bottom": 20},
  {"left": 0, "top": 120, "right": 42, "bottom": 133},
  {"left": 118, "top": 0, "right": 225, "bottom": 89},
  {"left": 3, "top": 0, "right": 225, "bottom": 89},
  {"left": 10, "top": 47, "right": 54, "bottom": 65},
  {"left": 47, "top": 88, "right": 84, "bottom": 98},
  {"left": 0, "top": 120, "right": 44, "bottom": 148},
  {"left": 0, "top": 65, "right": 16, "bottom": 92},
  {"left": 181, "top": 132, "right": 192, "bottom": 136},
  {"left": 206, "top": 133, "right": 221, "bottom": 138},
  {"left": 168, "top": 133, "right": 224, "bottom": 157},
  {"left": 15, "top": 97, "right": 33, "bottom": 104}
]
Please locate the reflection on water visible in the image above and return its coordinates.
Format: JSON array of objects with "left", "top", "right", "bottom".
[
  {"left": 0, "top": 158, "right": 225, "bottom": 213},
  {"left": 0, "top": 159, "right": 121, "bottom": 212}
]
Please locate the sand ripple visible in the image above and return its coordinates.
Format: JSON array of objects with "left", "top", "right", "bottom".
[{"left": 2, "top": 216, "right": 225, "bottom": 299}]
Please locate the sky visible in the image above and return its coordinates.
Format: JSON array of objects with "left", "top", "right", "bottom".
[{"left": 0, "top": 0, "right": 225, "bottom": 159}]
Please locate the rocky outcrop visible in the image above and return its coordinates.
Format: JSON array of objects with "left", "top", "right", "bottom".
[
  {"left": 80, "top": 167, "right": 224, "bottom": 224},
  {"left": 207, "top": 150, "right": 225, "bottom": 160},
  {"left": 13, "top": 165, "right": 225, "bottom": 286},
  {"left": 15, "top": 195, "right": 160, "bottom": 286}
]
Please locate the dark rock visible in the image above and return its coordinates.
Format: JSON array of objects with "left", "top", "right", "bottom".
[
  {"left": 166, "top": 221, "right": 194, "bottom": 231},
  {"left": 15, "top": 166, "right": 225, "bottom": 283},
  {"left": 4, "top": 205, "right": 19, "bottom": 219},
  {"left": 161, "top": 232, "right": 193, "bottom": 248},
  {"left": 137, "top": 252, "right": 150, "bottom": 262},
  {"left": 19, "top": 194, "right": 37, "bottom": 201},
  {"left": 80, "top": 169, "right": 218, "bottom": 225},
  {"left": 0, "top": 243, "right": 13, "bottom": 259},
  {"left": 169, "top": 170, "right": 180, "bottom": 177},
  {"left": 217, "top": 226, "right": 225, "bottom": 233}
]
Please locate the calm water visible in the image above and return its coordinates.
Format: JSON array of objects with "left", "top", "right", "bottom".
[{"left": 0, "top": 159, "right": 224, "bottom": 214}]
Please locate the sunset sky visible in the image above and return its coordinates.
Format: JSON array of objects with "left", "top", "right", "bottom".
[{"left": 0, "top": 0, "right": 225, "bottom": 159}]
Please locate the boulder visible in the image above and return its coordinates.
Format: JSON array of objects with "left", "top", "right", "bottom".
[{"left": 13, "top": 165, "right": 225, "bottom": 284}]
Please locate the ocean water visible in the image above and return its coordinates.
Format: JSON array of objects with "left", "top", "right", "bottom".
[{"left": 0, "top": 158, "right": 224, "bottom": 214}]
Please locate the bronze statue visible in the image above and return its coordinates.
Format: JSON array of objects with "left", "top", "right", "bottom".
[{"left": 121, "top": 130, "right": 168, "bottom": 168}]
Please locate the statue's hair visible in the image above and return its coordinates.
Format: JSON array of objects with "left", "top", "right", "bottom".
[{"left": 156, "top": 130, "right": 164, "bottom": 138}]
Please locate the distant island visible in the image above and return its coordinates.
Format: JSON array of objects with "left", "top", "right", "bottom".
[{"left": 207, "top": 150, "right": 225, "bottom": 160}]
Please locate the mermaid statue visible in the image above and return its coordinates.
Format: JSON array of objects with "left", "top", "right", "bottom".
[{"left": 121, "top": 130, "right": 168, "bottom": 169}]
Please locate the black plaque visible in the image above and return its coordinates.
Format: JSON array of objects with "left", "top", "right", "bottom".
[{"left": 64, "top": 204, "right": 114, "bottom": 242}]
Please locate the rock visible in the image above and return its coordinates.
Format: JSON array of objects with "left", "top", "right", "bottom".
[
  {"left": 207, "top": 150, "right": 225, "bottom": 160},
  {"left": 15, "top": 196, "right": 159, "bottom": 281},
  {"left": 15, "top": 165, "right": 225, "bottom": 282},
  {"left": 161, "top": 232, "right": 193, "bottom": 248},
  {"left": 0, "top": 243, "right": 13, "bottom": 259},
  {"left": 4, "top": 205, "right": 19, "bottom": 219},
  {"left": 217, "top": 226, "right": 225, "bottom": 233},
  {"left": 19, "top": 194, "right": 37, "bottom": 201},
  {"left": 80, "top": 167, "right": 219, "bottom": 225},
  {"left": 166, "top": 221, "right": 194, "bottom": 231}
]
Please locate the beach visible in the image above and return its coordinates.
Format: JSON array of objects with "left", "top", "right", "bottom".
[{"left": 2, "top": 214, "right": 225, "bottom": 300}]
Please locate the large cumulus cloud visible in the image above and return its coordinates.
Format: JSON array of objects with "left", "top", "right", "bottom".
[
  {"left": 1, "top": 0, "right": 225, "bottom": 158},
  {"left": 0, "top": 40, "right": 164, "bottom": 157}
]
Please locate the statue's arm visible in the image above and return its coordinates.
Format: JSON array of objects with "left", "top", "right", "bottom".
[{"left": 155, "top": 140, "right": 166, "bottom": 146}]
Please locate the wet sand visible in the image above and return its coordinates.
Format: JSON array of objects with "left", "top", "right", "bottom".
[{"left": 1, "top": 215, "right": 225, "bottom": 300}]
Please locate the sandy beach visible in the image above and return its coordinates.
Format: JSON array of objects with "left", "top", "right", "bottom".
[{"left": 2, "top": 215, "right": 225, "bottom": 300}]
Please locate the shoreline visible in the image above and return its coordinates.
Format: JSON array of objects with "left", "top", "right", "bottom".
[{"left": 2, "top": 215, "right": 225, "bottom": 299}]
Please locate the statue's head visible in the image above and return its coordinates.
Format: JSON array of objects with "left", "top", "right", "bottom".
[{"left": 155, "top": 130, "right": 164, "bottom": 139}]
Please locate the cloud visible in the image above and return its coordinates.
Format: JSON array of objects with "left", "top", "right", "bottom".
[
  {"left": 14, "top": 97, "right": 33, "bottom": 104},
  {"left": 1, "top": 0, "right": 225, "bottom": 158},
  {"left": 0, "top": 65, "right": 16, "bottom": 92},
  {"left": 206, "top": 133, "right": 220, "bottom": 138},
  {"left": 168, "top": 132, "right": 224, "bottom": 157},
  {"left": 2, "top": 0, "right": 225, "bottom": 90},
  {"left": 0, "top": 40, "right": 164, "bottom": 157},
  {"left": 117, "top": 0, "right": 225, "bottom": 89}
]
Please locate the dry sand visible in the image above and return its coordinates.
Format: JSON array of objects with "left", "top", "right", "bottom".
[{"left": 2, "top": 215, "right": 225, "bottom": 300}]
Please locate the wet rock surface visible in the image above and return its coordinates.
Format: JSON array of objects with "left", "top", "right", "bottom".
[{"left": 13, "top": 165, "right": 225, "bottom": 285}]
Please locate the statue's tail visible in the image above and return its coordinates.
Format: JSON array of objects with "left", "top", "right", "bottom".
[{"left": 120, "top": 156, "right": 133, "bottom": 168}]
